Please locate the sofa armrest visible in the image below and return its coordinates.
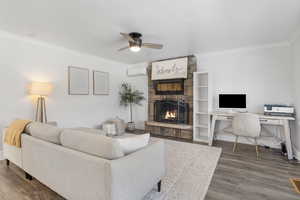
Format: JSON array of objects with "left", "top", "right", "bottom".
[
  {"left": 2, "top": 127, "right": 7, "bottom": 145},
  {"left": 109, "top": 140, "right": 166, "bottom": 200},
  {"left": 2, "top": 128, "right": 23, "bottom": 168}
]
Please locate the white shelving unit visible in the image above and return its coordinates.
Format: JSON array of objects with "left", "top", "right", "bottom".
[{"left": 193, "top": 72, "right": 211, "bottom": 143}]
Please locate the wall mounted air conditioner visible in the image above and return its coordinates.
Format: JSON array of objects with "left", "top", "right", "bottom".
[{"left": 127, "top": 66, "right": 147, "bottom": 76}]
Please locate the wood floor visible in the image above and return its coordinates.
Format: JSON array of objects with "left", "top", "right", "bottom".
[
  {"left": 0, "top": 141, "right": 299, "bottom": 200},
  {"left": 206, "top": 141, "right": 300, "bottom": 200}
]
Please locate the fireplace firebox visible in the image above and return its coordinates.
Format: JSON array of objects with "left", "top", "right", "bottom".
[{"left": 154, "top": 100, "right": 189, "bottom": 124}]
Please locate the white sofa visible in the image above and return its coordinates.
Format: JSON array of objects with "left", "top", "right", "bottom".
[{"left": 2, "top": 124, "right": 166, "bottom": 200}]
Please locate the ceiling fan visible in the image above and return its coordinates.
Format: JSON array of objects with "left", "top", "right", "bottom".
[{"left": 118, "top": 32, "right": 163, "bottom": 52}]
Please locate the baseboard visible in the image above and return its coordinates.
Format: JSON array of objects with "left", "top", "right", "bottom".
[{"left": 0, "top": 150, "right": 3, "bottom": 161}]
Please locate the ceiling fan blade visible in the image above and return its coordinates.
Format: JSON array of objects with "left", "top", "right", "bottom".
[
  {"left": 142, "top": 43, "right": 163, "bottom": 49},
  {"left": 118, "top": 46, "right": 129, "bottom": 51},
  {"left": 120, "top": 33, "right": 135, "bottom": 42}
]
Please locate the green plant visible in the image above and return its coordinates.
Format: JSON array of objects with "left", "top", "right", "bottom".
[{"left": 119, "top": 83, "right": 145, "bottom": 122}]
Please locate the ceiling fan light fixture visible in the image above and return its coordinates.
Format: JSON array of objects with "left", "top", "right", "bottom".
[
  {"left": 119, "top": 32, "right": 163, "bottom": 52},
  {"left": 130, "top": 45, "right": 141, "bottom": 52}
]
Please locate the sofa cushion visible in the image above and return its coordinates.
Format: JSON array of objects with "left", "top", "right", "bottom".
[
  {"left": 116, "top": 133, "right": 150, "bottom": 155},
  {"left": 67, "top": 127, "right": 106, "bottom": 135},
  {"left": 25, "top": 122, "right": 62, "bottom": 144},
  {"left": 60, "top": 129, "right": 124, "bottom": 160}
]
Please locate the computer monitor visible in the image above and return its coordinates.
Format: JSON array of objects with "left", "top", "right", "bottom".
[{"left": 219, "top": 94, "right": 246, "bottom": 109}]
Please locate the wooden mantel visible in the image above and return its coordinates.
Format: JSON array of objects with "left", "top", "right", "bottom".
[{"left": 145, "top": 121, "right": 192, "bottom": 130}]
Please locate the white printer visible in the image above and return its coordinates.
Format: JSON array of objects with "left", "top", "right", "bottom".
[{"left": 264, "top": 104, "right": 295, "bottom": 117}]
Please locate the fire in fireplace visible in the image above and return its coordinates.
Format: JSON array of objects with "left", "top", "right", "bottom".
[
  {"left": 165, "top": 110, "right": 176, "bottom": 120},
  {"left": 154, "top": 100, "right": 189, "bottom": 124}
]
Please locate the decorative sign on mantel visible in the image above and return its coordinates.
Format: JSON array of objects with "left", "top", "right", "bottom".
[{"left": 151, "top": 57, "right": 188, "bottom": 80}]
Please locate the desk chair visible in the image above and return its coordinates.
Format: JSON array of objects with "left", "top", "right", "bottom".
[{"left": 231, "top": 113, "right": 262, "bottom": 159}]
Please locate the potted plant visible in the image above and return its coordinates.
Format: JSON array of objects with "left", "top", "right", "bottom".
[{"left": 119, "top": 83, "right": 145, "bottom": 131}]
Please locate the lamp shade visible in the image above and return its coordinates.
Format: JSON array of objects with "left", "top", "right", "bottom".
[{"left": 28, "top": 82, "right": 53, "bottom": 96}]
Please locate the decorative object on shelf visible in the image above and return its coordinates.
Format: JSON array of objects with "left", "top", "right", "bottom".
[
  {"left": 154, "top": 79, "right": 184, "bottom": 95},
  {"left": 68, "top": 66, "right": 89, "bottom": 95},
  {"left": 93, "top": 70, "right": 109, "bottom": 95},
  {"left": 151, "top": 57, "right": 188, "bottom": 80},
  {"left": 119, "top": 83, "right": 145, "bottom": 131},
  {"left": 28, "top": 82, "right": 53, "bottom": 123}
]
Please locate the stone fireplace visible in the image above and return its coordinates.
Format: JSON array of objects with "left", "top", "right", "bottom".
[
  {"left": 154, "top": 100, "right": 189, "bottom": 124},
  {"left": 145, "top": 55, "right": 196, "bottom": 140}
]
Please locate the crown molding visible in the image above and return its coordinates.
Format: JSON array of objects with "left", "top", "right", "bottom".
[{"left": 196, "top": 42, "right": 290, "bottom": 58}]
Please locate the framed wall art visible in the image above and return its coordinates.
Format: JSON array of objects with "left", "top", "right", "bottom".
[
  {"left": 93, "top": 70, "right": 109, "bottom": 95},
  {"left": 68, "top": 66, "right": 89, "bottom": 95}
]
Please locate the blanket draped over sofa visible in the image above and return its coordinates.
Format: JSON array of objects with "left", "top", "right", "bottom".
[{"left": 4, "top": 120, "right": 31, "bottom": 147}]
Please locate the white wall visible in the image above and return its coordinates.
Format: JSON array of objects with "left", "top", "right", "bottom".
[
  {"left": 291, "top": 30, "right": 300, "bottom": 157},
  {"left": 1, "top": 27, "right": 296, "bottom": 154},
  {"left": 126, "top": 44, "right": 295, "bottom": 148},
  {"left": 0, "top": 31, "right": 129, "bottom": 150},
  {"left": 126, "top": 63, "right": 148, "bottom": 130},
  {"left": 196, "top": 43, "right": 294, "bottom": 147}
]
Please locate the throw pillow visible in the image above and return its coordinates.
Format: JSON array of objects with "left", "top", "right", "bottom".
[
  {"left": 116, "top": 133, "right": 150, "bottom": 155},
  {"left": 101, "top": 117, "right": 126, "bottom": 136},
  {"left": 103, "top": 122, "right": 117, "bottom": 136},
  {"left": 68, "top": 127, "right": 106, "bottom": 135},
  {"left": 60, "top": 129, "right": 124, "bottom": 160},
  {"left": 25, "top": 122, "right": 62, "bottom": 144}
]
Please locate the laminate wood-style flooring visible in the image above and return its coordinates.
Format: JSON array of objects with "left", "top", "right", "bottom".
[
  {"left": 206, "top": 141, "right": 300, "bottom": 200},
  {"left": 0, "top": 140, "right": 299, "bottom": 200},
  {"left": 0, "top": 160, "right": 63, "bottom": 200}
]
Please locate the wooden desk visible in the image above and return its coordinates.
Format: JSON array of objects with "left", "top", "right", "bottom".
[{"left": 210, "top": 112, "right": 295, "bottom": 160}]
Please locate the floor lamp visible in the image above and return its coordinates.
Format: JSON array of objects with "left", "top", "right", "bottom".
[{"left": 29, "top": 82, "right": 53, "bottom": 123}]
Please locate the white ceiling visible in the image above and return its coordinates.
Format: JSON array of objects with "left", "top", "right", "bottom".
[{"left": 0, "top": 0, "right": 300, "bottom": 64}]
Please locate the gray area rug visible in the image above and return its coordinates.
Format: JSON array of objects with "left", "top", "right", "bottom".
[{"left": 143, "top": 138, "right": 222, "bottom": 200}]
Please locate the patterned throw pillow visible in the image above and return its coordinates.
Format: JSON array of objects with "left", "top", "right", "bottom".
[
  {"left": 103, "top": 123, "right": 117, "bottom": 136},
  {"left": 101, "top": 117, "right": 126, "bottom": 136}
]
